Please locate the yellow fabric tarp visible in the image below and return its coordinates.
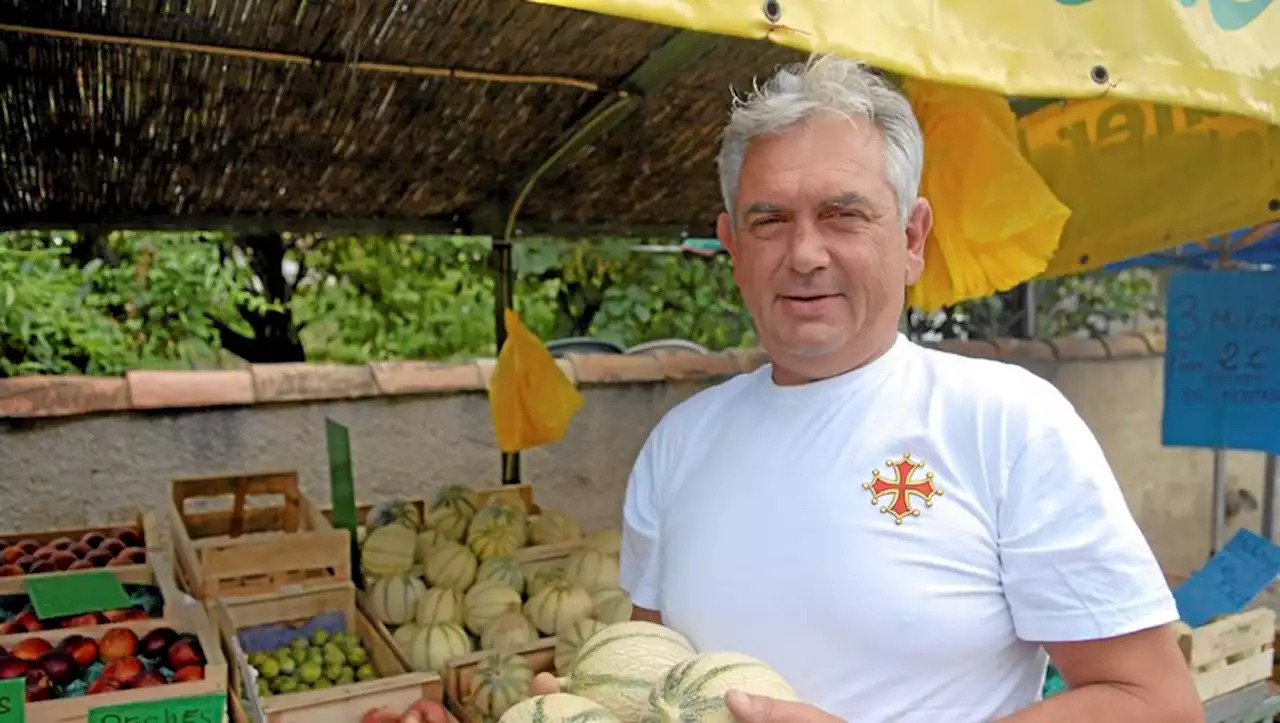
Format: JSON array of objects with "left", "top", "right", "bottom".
[
  {"left": 488, "top": 309, "right": 584, "bottom": 453},
  {"left": 528, "top": 0, "right": 1280, "bottom": 307}
]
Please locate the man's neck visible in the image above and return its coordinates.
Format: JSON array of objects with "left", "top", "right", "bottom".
[{"left": 769, "top": 333, "right": 899, "bottom": 387}]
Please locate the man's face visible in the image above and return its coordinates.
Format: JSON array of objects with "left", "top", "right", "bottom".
[{"left": 717, "top": 112, "right": 930, "bottom": 382}]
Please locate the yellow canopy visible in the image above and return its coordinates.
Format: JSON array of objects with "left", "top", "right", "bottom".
[{"left": 530, "top": 0, "right": 1280, "bottom": 309}]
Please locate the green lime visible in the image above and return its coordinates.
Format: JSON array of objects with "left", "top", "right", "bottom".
[
  {"left": 273, "top": 677, "right": 299, "bottom": 694},
  {"left": 291, "top": 648, "right": 308, "bottom": 665},
  {"left": 290, "top": 637, "right": 310, "bottom": 650},
  {"left": 356, "top": 663, "right": 377, "bottom": 681},
  {"left": 248, "top": 652, "right": 267, "bottom": 668},
  {"left": 323, "top": 646, "right": 347, "bottom": 666},
  {"left": 324, "top": 662, "right": 346, "bottom": 682},
  {"left": 338, "top": 666, "right": 356, "bottom": 685},
  {"left": 311, "top": 629, "right": 331, "bottom": 646},
  {"left": 313, "top": 679, "right": 334, "bottom": 689},
  {"left": 256, "top": 656, "right": 281, "bottom": 679},
  {"left": 277, "top": 657, "right": 297, "bottom": 677},
  {"left": 256, "top": 679, "right": 271, "bottom": 698},
  {"left": 298, "top": 661, "right": 323, "bottom": 684}
]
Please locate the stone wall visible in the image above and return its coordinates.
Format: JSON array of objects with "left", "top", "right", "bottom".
[{"left": 0, "top": 333, "right": 1268, "bottom": 577}]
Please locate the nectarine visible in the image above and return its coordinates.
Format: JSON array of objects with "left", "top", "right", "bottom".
[
  {"left": 112, "top": 528, "right": 144, "bottom": 548},
  {"left": 99, "top": 628, "right": 139, "bottom": 661},
  {"left": 47, "top": 537, "right": 76, "bottom": 552},
  {"left": 50, "top": 551, "right": 79, "bottom": 570},
  {"left": 98, "top": 538, "right": 126, "bottom": 557},
  {"left": 79, "top": 531, "right": 106, "bottom": 549},
  {"left": 0, "top": 546, "right": 25, "bottom": 565},
  {"left": 103, "top": 656, "right": 144, "bottom": 685},
  {"left": 84, "top": 549, "right": 114, "bottom": 567},
  {"left": 11, "top": 638, "right": 53, "bottom": 661}
]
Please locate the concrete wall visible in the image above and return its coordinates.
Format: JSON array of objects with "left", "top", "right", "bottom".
[{"left": 0, "top": 334, "right": 1266, "bottom": 577}]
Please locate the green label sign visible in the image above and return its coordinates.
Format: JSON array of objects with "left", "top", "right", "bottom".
[
  {"left": 24, "top": 570, "right": 129, "bottom": 619},
  {"left": 0, "top": 678, "right": 23, "bottom": 723},
  {"left": 88, "top": 692, "right": 225, "bottom": 723}
]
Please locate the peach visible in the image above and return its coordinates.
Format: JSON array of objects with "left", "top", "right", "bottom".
[
  {"left": 84, "top": 549, "right": 114, "bottom": 567},
  {"left": 0, "top": 564, "right": 24, "bottom": 577},
  {"left": 98, "top": 538, "right": 125, "bottom": 557},
  {"left": 67, "top": 559, "right": 94, "bottom": 570},
  {"left": 112, "top": 528, "right": 144, "bottom": 548},
  {"left": 173, "top": 665, "right": 204, "bottom": 682},
  {"left": 103, "top": 656, "right": 144, "bottom": 685},
  {"left": 27, "top": 559, "right": 56, "bottom": 575},
  {"left": 11, "top": 638, "right": 53, "bottom": 661},
  {"left": 99, "top": 628, "right": 139, "bottom": 661},
  {"left": 13, "top": 540, "right": 39, "bottom": 555},
  {"left": 109, "top": 547, "right": 146, "bottom": 567},
  {"left": 15, "top": 555, "right": 37, "bottom": 572},
  {"left": 86, "top": 676, "right": 121, "bottom": 695},
  {"left": 69, "top": 542, "right": 93, "bottom": 558},
  {"left": 47, "top": 537, "right": 76, "bottom": 552},
  {"left": 49, "top": 551, "right": 79, "bottom": 570},
  {"left": 0, "top": 546, "right": 25, "bottom": 565},
  {"left": 79, "top": 532, "right": 106, "bottom": 549},
  {"left": 32, "top": 546, "right": 57, "bottom": 561}
]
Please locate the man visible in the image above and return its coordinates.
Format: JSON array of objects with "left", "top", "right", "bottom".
[{"left": 618, "top": 55, "right": 1203, "bottom": 722}]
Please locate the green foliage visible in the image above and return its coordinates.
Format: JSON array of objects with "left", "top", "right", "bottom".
[{"left": 0, "top": 230, "right": 1159, "bottom": 377}]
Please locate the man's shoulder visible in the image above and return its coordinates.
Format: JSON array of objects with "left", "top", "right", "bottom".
[
  {"left": 652, "top": 366, "right": 764, "bottom": 438},
  {"left": 912, "top": 342, "right": 1075, "bottom": 419}
]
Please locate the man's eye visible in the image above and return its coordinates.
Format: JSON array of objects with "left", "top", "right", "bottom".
[{"left": 752, "top": 216, "right": 784, "bottom": 227}]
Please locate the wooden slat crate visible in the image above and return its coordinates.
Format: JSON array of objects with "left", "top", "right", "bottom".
[
  {"left": 323, "top": 483, "right": 583, "bottom": 571},
  {"left": 169, "top": 470, "right": 352, "bottom": 599},
  {"left": 1177, "top": 608, "right": 1277, "bottom": 701},
  {"left": 215, "top": 581, "right": 442, "bottom": 723},
  {"left": 443, "top": 637, "right": 557, "bottom": 723},
  {"left": 0, "top": 511, "right": 158, "bottom": 596},
  {"left": 0, "top": 571, "right": 229, "bottom": 723}
]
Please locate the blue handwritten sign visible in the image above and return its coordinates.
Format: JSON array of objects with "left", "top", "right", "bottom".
[
  {"left": 1174, "top": 529, "right": 1280, "bottom": 627},
  {"left": 1162, "top": 271, "right": 1280, "bottom": 455}
]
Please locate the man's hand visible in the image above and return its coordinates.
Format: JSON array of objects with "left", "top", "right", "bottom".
[{"left": 724, "top": 691, "right": 844, "bottom": 723}]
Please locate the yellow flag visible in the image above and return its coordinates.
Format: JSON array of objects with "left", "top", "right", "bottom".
[
  {"left": 488, "top": 309, "right": 584, "bottom": 453},
  {"left": 904, "top": 79, "right": 1072, "bottom": 311}
]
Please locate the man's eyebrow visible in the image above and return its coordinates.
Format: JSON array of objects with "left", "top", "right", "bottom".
[
  {"left": 743, "top": 202, "right": 786, "bottom": 215},
  {"left": 822, "top": 192, "right": 872, "bottom": 209}
]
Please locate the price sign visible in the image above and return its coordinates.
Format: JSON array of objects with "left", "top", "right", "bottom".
[
  {"left": 24, "top": 570, "right": 129, "bottom": 620},
  {"left": 88, "top": 691, "right": 225, "bottom": 723},
  {"left": 1162, "top": 270, "right": 1280, "bottom": 454},
  {"left": 0, "top": 678, "right": 23, "bottom": 723},
  {"left": 1173, "top": 528, "right": 1280, "bottom": 628}
]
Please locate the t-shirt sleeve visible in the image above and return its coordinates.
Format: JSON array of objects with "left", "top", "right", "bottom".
[
  {"left": 619, "top": 430, "right": 665, "bottom": 610},
  {"left": 999, "top": 399, "right": 1179, "bottom": 643}
]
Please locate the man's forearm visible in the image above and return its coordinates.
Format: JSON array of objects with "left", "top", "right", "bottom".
[{"left": 996, "top": 683, "right": 1202, "bottom": 723}]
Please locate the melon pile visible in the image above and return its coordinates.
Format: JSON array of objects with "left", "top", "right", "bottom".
[
  {"left": 479, "top": 620, "right": 799, "bottom": 723},
  {"left": 359, "top": 485, "right": 630, "bottom": 676}
]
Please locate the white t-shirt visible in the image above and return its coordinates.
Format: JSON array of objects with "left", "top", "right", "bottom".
[{"left": 619, "top": 335, "right": 1177, "bottom": 722}]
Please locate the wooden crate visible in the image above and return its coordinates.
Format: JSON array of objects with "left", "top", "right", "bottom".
[
  {"left": 1176, "top": 608, "right": 1277, "bottom": 701},
  {"left": 0, "top": 512, "right": 158, "bottom": 596},
  {"left": 1, "top": 591, "right": 228, "bottom": 723},
  {"left": 324, "top": 483, "right": 583, "bottom": 570},
  {"left": 214, "top": 582, "right": 442, "bottom": 723},
  {"left": 0, "top": 552, "right": 188, "bottom": 642},
  {"left": 443, "top": 637, "right": 557, "bottom": 723},
  {"left": 169, "top": 470, "right": 352, "bottom": 600}
]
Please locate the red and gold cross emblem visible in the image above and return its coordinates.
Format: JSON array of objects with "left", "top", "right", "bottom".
[{"left": 862, "top": 454, "right": 943, "bottom": 525}]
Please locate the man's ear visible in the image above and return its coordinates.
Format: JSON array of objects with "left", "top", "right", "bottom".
[
  {"left": 716, "top": 211, "right": 737, "bottom": 262},
  {"left": 904, "top": 197, "right": 931, "bottom": 285}
]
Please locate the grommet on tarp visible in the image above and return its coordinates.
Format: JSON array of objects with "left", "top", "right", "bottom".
[
  {"left": 1269, "top": 199, "right": 1279, "bottom": 212},
  {"left": 1089, "top": 65, "right": 1110, "bottom": 85},
  {"left": 763, "top": 0, "right": 782, "bottom": 23},
  {"left": 1078, "top": 254, "right": 1091, "bottom": 266}
]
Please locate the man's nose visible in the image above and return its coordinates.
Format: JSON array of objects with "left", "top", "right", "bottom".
[{"left": 786, "top": 220, "right": 831, "bottom": 275}]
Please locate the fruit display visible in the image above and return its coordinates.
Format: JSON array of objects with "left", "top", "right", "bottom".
[
  {"left": 468, "top": 622, "right": 798, "bottom": 723},
  {"left": 357, "top": 486, "right": 630, "bottom": 676},
  {"left": 242, "top": 625, "right": 380, "bottom": 698},
  {"left": 0, "top": 585, "right": 163, "bottom": 634},
  {"left": 0, "top": 624, "right": 206, "bottom": 702},
  {"left": 0, "top": 527, "right": 147, "bottom": 578}
]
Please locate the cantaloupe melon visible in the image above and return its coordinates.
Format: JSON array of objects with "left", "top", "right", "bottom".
[
  {"left": 417, "top": 586, "right": 465, "bottom": 626},
  {"left": 425, "top": 541, "right": 479, "bottom": 591},
  {"left": 470, "top": 526, "right": 525, "bottom": 561},
  {"left": 408, "top": 621, "right": 473, "bottom": 674},
  {"left": 470, "top": 651, "right": 536, "bottom": 718},
  {"left": 469, "top": 505, "right": 530, "bottom": 546},
  {"left": 556, "top": 621, "right": 696, "bottom": 723},
  {"left": 369, "top": 572, "right": 427, "bottom": 626},
  {"left": 366, "top": 499, "right": 424, "bottom": 532},
  {"left": 647, "top": 652, "right": 797, "bottom": 723},
  {"left": 416, "top": 528, "right": 452, "bottom": 562},
  {"left": 553, "top": 618, "right": 607, "bottom": 675},
  {"left": 392, "top": 621, "right": 422, "bottom": 651},
  {"left": 481, "top": 608, "right": 540, "bottom": 651},
  {"left": 589, "top": 587, "right": 633, "bottom": 625},
  {"left": 499, "top": 694, "right": 620, "bottom": 723},
  {"left": 524, "top": 580, "right": 593, "bottom": 636},
  {"left": 530, "top": 511, "right": 582, "bottom": 545},
  {"left": 527, "top": 567, "right": 568, "bottom": 598},
  {"left": 564, "top": 548, "right": 619, "bottom": 590},
  {"left": 466, "top": 579, "right": 524, "bottom": 635},
  {"left": 429, "top": 485, "right": 481, "bottom": 541},
  {"left": 477, "top": 555, "right": 526, "bottom": 595},
  {"left": 362, "top": 523, "right": 418, "bottom": 577},
  {"left": 582, "top": 530, "right": 621, "bottom": 557}
]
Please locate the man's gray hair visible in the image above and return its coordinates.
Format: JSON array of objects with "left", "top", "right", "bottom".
[{"left": 716, "top": 54, "right": 925, "bottom": 226}]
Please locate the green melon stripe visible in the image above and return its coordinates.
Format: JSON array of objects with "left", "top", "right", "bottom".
[
  {"left": 572, "top": 672, "right": 655, "bottom": 691},
  {"left": 563, "top": 712, "right": 614, "bottom": 723},
  {"left": 666, "top": 662, "right": 774, "bottom": 702},
  {"left": 573, "top": 632, "right": 690, "bottom": 672}
]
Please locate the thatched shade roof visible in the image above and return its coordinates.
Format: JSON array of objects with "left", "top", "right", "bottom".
[{"left": 0, "top": 2, "right": 802, "bottom": 238}]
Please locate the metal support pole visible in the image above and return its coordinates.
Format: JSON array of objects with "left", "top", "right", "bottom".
[
  {"left": 491, "top": 237, "right": 520, "bottom": 485},
  {"left": 1212, "top": 448, "right": 1229, "bottom": 553},
  {"left": 1263, "top": 454, "right": 1279, "bottom": 542},
  {"left": 1022, "top": 282, "right": 1037, "bottom": 339}
]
